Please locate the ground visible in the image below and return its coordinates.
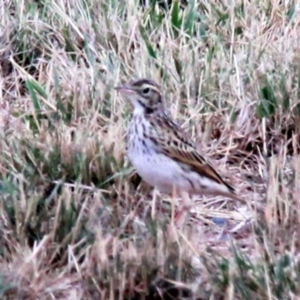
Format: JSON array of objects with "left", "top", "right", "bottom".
[{"left": 0, "top": 0, "right": 300, "bottom": 299}]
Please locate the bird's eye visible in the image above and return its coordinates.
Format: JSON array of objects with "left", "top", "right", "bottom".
[{"left": 142, "top": 87, "right": 150, "bottom": 94}]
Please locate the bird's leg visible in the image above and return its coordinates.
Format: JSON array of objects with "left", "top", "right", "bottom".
[
  {"left": 167, "top": 186, "right": 181, "bottom": 243},
  {"left": 151, "top": 189, "right": 158, "bottom": 220},
  {"left": 170, "top": 186, "right": 177, "bottom": 226},
  {"left": 175, "top": 190, "right": 192, "bottom": 228}
]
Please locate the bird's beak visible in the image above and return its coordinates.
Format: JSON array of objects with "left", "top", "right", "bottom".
[{"left": 115, "top": 85, "right": 135, "bottom": 95}]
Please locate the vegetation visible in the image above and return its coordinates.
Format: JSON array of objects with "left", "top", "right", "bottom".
[{"left": 0, "top": 0, "right": 300, "bottom": 298}]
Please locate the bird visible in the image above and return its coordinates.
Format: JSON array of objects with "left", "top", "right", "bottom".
[{"left": 115, "top": 78, "right": 244, "bottom": 225}]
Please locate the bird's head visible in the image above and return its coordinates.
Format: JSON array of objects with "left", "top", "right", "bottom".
[{"left": 116, "top": 78, "right": 164, "bottom": 114}]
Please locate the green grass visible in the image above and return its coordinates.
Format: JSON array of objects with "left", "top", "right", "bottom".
[{"left": 0, "top": 0, "right": 300, "bottom": 298}]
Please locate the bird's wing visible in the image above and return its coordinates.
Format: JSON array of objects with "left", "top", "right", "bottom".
[{"left": 149, "top": 113, "right": 235, "bottom": 193}]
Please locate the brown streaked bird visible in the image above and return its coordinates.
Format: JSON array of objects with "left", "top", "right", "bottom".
[{"left": 116, "top": 78, "right": 243, "bottom": 223}]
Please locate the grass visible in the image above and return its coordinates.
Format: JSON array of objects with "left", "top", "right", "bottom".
[{"left": 1, "top": 0, "right": 300, "bottom": 298}]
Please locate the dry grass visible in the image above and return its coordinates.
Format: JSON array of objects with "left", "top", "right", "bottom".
[{"left": 1, "top": 0, "right": 300, "bottom": 299}]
